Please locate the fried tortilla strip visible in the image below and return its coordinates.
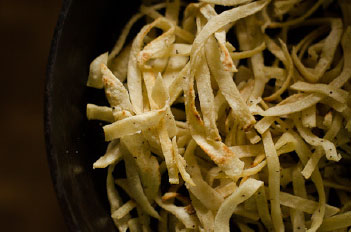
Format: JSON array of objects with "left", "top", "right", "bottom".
[
  {"left": 290, "top": 81, "right": 349, "bottom": 104},
  {"left": 263, "top": 38, "right": 293, "bottom": 102},
  {"left": 184, "top": 63, "right": 244, "bottom": 178},
  {"left": 268, "top": 0, "right": 325, "bottom": 28},
  {"left": 121, "top": 134, "right": 160, "bottom": 201},
  {"left": 86, "top": 104, "right": 114, "bottom": 123},
  {"left": 293, "top": 115, "right": 341, "bottom": 162},
  {"left": 112, "top": 200, "right": 137, "bottom": 220},
  {"left": 194, "top": 47, "right": 220, "bottom": 140},
  {"left": 262, "top": 130, "right": 284, "bottom": 232},
  {"left": 155, "top": 197, "right": 198, "bottom": 229},
  {"left": 103, "top": 108, "right": 165, "bottom": 141},
  {"left": 128, "top": 18, "right": 166, "bottom": 114},
  {"left": 184, "top": 140, "right": 224, "bottom": 211},
  {"left": 172, "top": 137, "right": 195, "bottom": 186},
  {"left": 139, "top": 5, "right": 195, "bottom": 43},
  {"left": 318, "top": 212, "right": 351, "bottom": 232},
  {"left": 292, "top": 18, "right": 343, "bottom": 83},
  {"left": 200, "top": 4, "right": 237, "bottom": 72},
  {"left": 206, "top": 35, "right": 255, "bottom": 130},
  {"left": 101, "top": 64, "right": 133, "bottom": 113},
  {"left": 255, "top": 186, "right": 274, "bottom": 231},
  {"left": 109, "top": 44, "right": 131, "bottom": 83},
  {"left": 199, "top": 0, "right": 252, "bottom": 6},
  {"left": 93, "top": 140, "right": 123, "bottom": 169},
  {"left": 189, "top": 192, "right": 215, "bottom": 232},
  {"left": 260, "top": 27, "right": 351, "bottom": 117},
  {"left": 137, "top": 18, "right": 175, "bottom": 67},
  {"left": 214, "top": 178, "right": 263, "bottom": 232},
  {"left": 107, "top": 164, "right": 130, "bottom": 232},
  {"left": 230, "top": 42, "right": 266, "bottom": 60},
  {"left": 87, "top": 52, "right": 108, "bottom": 89},
  {"left": 122, "top": 145, "right": 160, "bottom": 219},
  {"left": 236, "top": 15, "right": 267, "bottom": 101}
]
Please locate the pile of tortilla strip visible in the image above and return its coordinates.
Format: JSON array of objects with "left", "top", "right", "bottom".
[{"left": 86, "top": 0, "right": 351, "bottom": 231}]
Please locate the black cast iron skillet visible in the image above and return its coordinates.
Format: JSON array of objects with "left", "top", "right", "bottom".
[{"left": 45, "top": 0, "right": 141, "bottom": 231}]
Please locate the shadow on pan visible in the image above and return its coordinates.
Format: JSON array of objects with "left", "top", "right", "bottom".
[{"left": 45, "top": 0, "right": 142, "bottom": 230}]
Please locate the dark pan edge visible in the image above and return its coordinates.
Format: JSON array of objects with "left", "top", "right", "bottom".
[{"left": 44, "top": 0, "right": 79, "bottom": 231}]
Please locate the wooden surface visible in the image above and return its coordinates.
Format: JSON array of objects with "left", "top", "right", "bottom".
[{"left": 0, "top": 0, "right": 68, "bottom": 231}]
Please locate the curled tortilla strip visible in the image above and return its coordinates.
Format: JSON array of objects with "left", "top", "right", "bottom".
[
  {"left": 169, "top": 63, "right": 190, "bottom": 105},
  {"left": 151, "top": 73, "right": 177, "bottom": 137},
  {"left": 127, "top": 218, "right": 140, "bottom": 232},
  {"left": 139, "top": 5, "right": 195, "bottom": 43},
  {"left": 302, "top": 113, "right": 342, "bottom": 178},
  {"left": 265, "top": 189, "right": 339, "bottom": 217},
  {"left": 190, "top": 0, "right": 269, "bottom": 76},
  {"left": 281, "top": 131, "right": 327, "bottom": 232},
  {"left": 189, "top": 193, "right": 215, "bottom": 232},
  {"left": 318, "top": 212, "right": 351, "bottom": 232},
  {"left": 112, "top": 200, "right": 137, "bottom": 220},
  {"left": 158, "top": 119, "right": 179, "bottom": 184},
  {"left": 109, "top": 44, "right": 131, "bottom": 83},
  {"left": 301, "top": 105, "right": 316, "bottom": 128},
  {"left": 184, "top": 140, "right": 224, "bottom": 211},
  {"left": 107, "top": 164, "right": 130, "bottom": 232},
  {"left": 103, "top": 108, "right": 165, "bottom": 141},
  {"left": 121, "top": 146, "right": 160, "bottom": 219},
  {"left": 293, "top": 115, "right": 341, "bottom": 162},
  {"left": 263, "top": 39, "right": 293, "bottom": 102},
  {"left": 291, "top": 81, "right": 349, "bottom": 104},
  {"left": 101, "top": 64, "right": 134, "bottom": 113},
  {"left": 169, "top": 43, "right": 192, "bottom": 56},
  {"left": 86, "top": 104, "right": 114, "bottom": 123},
  {"left": 194, "top": 48, "right": 220, "bottom": 140},
  {"left": 273, "top": 0, "right": 302, "bottom": 17},
  {"left": 290, "top": 165, "right": 307, "bottom": 231},
  {"left": 230, "top": 42, "right": 266, "bottom": 60},
  {"left": 128, "top": 19, "right": 158, "bottom": 114},
  {"left": 155, "top": 197, "right": 198, "bottom": 229},
  {"left": 292, "top": 18, "right": 343, "bottom": 83},
  {"left": 268, "top": 0, "right": 325, "bottom": 28},
  {"left": 165, "top": 0, "right": 180, "bottom": 24},
  {"left": 87, "top": 52, "right": 108, "bottom": 89},
  {"left": 206, "top": 35, "right": 255, "bottom": 130},
  {"left": 260, "top": 93, "right": 323, "bottom": 117},
  {"left": 137, "top": 18, "right": 175, "bottom": 67},
  {"left": 93, "top": 140, "right": 123, "bottom": 169},
  {"left": 254, "top": 117, "right": 275, "bottom": 135},
  {"left": 255, "top": 186, "right": 274, "bottom": 231},
  {"left": 214, "top": 178, "right": 263, "bottom": 232},
  {"left": 172, "top": 137, "right": 195, "bottom": 186},
  {"left": 200, "top": 4, "right": 237, "bottom": 72},
  {"left": 121, "top": 134, "right": 160, "bottom": 200},
  {"left": 108, "top": 12, "right": 143, "bottom": 61},
  {"left": 229, "top": 144, "right": 264, "bottom": 158},
  {"left": 199, "top": 0, "right": 252, "bottom": 6},
  {"left": 238, "top": 15, "right": 268, "bottom": 101},
  {"left": 184, "top": 63, "right": 244, "bottom": 177},
  {"left": 262, "top": 130, "right": 284, "bottom": 232}
]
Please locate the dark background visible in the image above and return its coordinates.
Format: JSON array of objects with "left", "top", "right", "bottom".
[{"left": 0, "top": 0, "right": 68, "bottom": 231}]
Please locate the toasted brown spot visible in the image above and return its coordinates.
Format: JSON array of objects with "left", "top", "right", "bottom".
[{"left": 184, "top": 204, "right": 196, "bottom": 215}]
